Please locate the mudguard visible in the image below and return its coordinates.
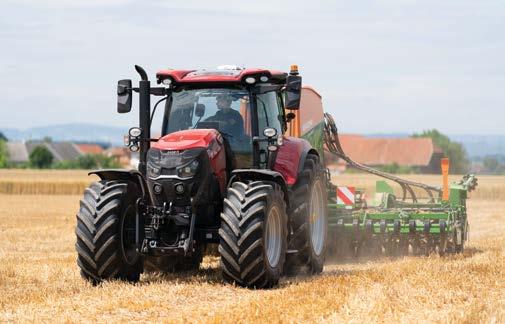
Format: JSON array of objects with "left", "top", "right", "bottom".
[
  {"left": 229, "top": 169, "right": 289, "bottom": 208},
  {"left": 89, "top": 169, "right": 151, "bottom": 203},
  {"left": 273, "top": 136, "right": 319, "bottom": 186}
]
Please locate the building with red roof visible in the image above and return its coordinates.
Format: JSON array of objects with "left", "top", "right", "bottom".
[
  {"left": 76, "top": 144, "right": 104, "bottom": 155},
  {"left": 328, "top": 135, "right": 444, "bottom": 174}
]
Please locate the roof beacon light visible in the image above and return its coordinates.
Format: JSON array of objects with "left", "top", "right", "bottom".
[{"left": 290, "top": 64, "right": 299, "bottom": 75}]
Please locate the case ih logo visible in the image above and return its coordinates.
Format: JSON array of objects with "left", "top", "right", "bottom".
[{"left": 336, "top": 186, "right": 355, "bottom": 207}]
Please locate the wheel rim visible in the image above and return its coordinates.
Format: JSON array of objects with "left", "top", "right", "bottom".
[
  {"left": 120, "top": 205, "right": 138, "bottom": 265},
  {"left": 309, "top": 180, "right": 326, "bottom": 256},
  {"left": 265, "top": 206, "right": 282, "bottom": 268}
]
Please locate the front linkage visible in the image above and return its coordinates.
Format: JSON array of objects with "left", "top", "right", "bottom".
[{"left": 139, "top": 200, "right": 196, "bottom": 256}]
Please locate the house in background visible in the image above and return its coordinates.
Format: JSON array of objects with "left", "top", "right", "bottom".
[
  {"left": 6, "top": 141, "right": 82, "bottom": 165},
  {"left": 5, "top": 142, "right": 133, "bottom": 167},
  {"left": 75, "top": 144, "right": 104, "bottom": 155},
  {"left": 104, "top": 147, "right": 133, "bottom": 168},
  {"left": 6, "top": 142, "right": 29, "bottom": 166},
  {"left": 327, "top": 135, "right": 444, "bottom": 174}
]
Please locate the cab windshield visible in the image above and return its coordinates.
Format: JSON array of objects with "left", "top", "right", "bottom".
[{"left": 164, "top": 88, "right": 250, "bottom": 139}]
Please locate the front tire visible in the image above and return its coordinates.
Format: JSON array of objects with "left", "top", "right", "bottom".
[
  {"left": 219, "top": 181, "right": 287, "bottom": 288},
  {"left": 75, "top": 180, "right": 142, "bottom": 284}
]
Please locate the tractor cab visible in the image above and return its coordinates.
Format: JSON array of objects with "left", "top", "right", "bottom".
[{"left": 154, "top": 66, "right": 301, "bottom": 170}]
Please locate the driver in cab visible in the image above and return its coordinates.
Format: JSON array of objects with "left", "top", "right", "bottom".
[{"left": 205, "top": 94, "right": 244, "bottom": 137}]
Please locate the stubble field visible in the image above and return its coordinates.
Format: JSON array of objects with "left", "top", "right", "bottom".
[{"left": 0, "top": 170, "right": 504, "bottom": 322}]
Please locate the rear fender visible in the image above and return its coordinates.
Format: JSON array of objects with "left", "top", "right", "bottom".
[
  {"left": 229, "top": 169, "right": 289, "bottom": 209},
  {"left": 89, "top": 169, "right": 151, "bottom": 204}
]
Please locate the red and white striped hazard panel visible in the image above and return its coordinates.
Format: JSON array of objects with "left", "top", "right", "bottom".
[{"left": 336, "top": 186, "right": 355, "bottom": 207}]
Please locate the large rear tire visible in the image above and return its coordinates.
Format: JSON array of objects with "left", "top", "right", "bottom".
[
  {"left": 286, "top": 153, "right": 328, "bottom": 274},
  {"left": 75, "top": 180, "right": 142, "bottom": 284},
  {"left": 219, "top": 181, "right": 287, "bottom": 288}
]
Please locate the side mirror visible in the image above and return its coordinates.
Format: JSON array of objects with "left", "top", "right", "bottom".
[
  {"left": 285, "top": 75, "right": 302, "bottom": 110},
  {"left": 117, "top": 79, "right": 132, "bottom": 113},
  {"left": 195, "top": 103, "right": 206, "bottom": 118}
]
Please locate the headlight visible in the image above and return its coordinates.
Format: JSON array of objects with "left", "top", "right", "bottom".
[
  {"left": 263, "top": 127, "right": 277, "bottom": 138},
  {"left": 148, "top": 165, "right": 161, "bottom": 178},
  {"left": 177, "top": 160, "right": 199, "bottom": 178},
  {"left": 129, "top": 127, "right": 142, "bottom": 137}
]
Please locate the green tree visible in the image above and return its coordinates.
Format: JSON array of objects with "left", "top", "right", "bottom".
[
  {"left": 0, "top": 140, "right": 8, "bottom": 168},
  {"left": 412, "top": 129, "right": 469, "bottom": 174},
  {"left": 0, "top": 131, "right": 7, "bottom": 141},
  {"left": 29, "top": 145, "right": 54, "bottom": 169}
]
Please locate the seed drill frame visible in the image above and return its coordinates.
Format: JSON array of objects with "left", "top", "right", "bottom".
[{"left": 300, "top": 113, "right": 477, "bottom": 257}]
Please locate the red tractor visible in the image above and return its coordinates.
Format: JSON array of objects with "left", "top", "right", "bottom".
[{"left": 75, "top": 65, "right": 329, "bottom": 288}]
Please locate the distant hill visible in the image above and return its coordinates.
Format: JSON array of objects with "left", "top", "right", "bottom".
[
  {"left": 1, "top": 124, "right": 126, "bottom": 146},
  {"left": 1, "top": 124, "right": 504, "bottom": 158},
  {"left": 449, "top": 135, "right": 505, "bottom": 159}
]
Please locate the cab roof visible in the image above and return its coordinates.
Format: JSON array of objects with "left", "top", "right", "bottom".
[{"left": 156, "top": 66, "right": 288, "bottom": 85}]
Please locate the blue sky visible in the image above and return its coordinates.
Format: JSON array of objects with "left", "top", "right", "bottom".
[{"left": 1, "top": 0, "right": 504, "bottom": 135}]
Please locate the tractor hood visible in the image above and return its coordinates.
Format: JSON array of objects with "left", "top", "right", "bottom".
[{"left": 152, "top": 129, "right": 220, "bottom": 151}]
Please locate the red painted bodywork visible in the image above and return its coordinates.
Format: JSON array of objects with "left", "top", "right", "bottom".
[
  {"left": 152, "top": 129, "right": 216, "bottom": 151},
  {"left": 152, "top": 129, "right": 227, "bottom": 192},
  {"left": 273, "top": 136, "right": 312, "bottom": 186},
  {"left": 156, "top": 68, "right": 286, "bottom": 84}
]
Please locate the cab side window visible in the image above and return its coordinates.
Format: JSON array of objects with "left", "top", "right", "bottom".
[{"left": 257, "top": 91, "right": 282, "bottom": 136}]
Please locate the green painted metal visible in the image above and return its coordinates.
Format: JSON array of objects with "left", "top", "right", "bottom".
[
  {"left": 326, "top": 175, "right": 477, "bottom": 256},
  {"left": 300, "top": 120, "right": 326, "bottom": 163},
  {"left": 376, "top": 180, "right": 394, "bottom": 194}
]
